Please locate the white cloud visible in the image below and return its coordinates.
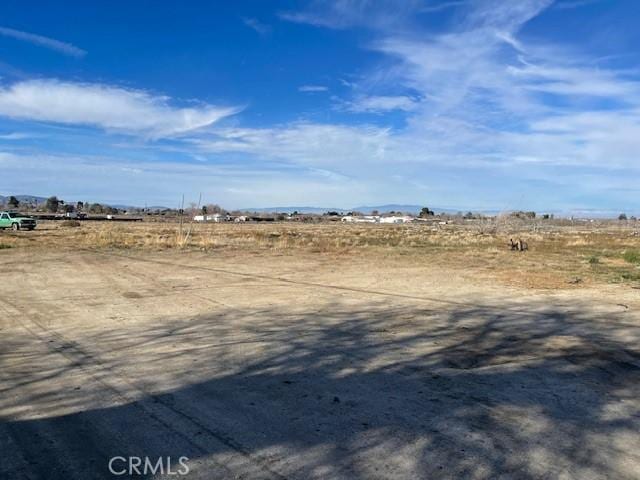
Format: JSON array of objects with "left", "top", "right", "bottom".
[
  {"left": 5, "top": 1, "right": 640, "bottom": 212},
  {"left": 195, "top": 122, "right": 391, "bottom": 168},
  {"left": 202, "top": 0, "right": 640, "bottom": 191},
  {"left": 420, "top": 1, "right": 467, "bottom": 14},
  {"left": 0, "top": 26, "right": 86, "bottom": 57},
  {"left": 279, "top": 0, "right": 424, "bottom": 30},
  {"left": 241, "top": 17, "right": 272, "bottom": 36},
  {"left": 507, "top": 62, "right": 640, "bottom": 98},
  {"left": 553, "top": 0, "right": 602, "bottom": 9},
  {"left": 343, "top": 95, "right": 418, "bottom": 112},
  {"left": 298, "top": 85, "right": 328, "bottom": 92},
  {"left": 0, "top": 151, "right": 364, "bottom": 208},
  {"left": 0, "top": 79, "right": 240, "bottom": 138},
  {"left": 464, "top": 0, "right": 554, "bottom": 33},
  {"left": 0, "top": 132, "right": 34, "bottom": 140}
]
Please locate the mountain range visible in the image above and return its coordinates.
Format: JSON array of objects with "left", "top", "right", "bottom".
[
  {"left": 244, "top": 204, "right": 482, "bottom": 215},
  {"left": 0, "top": 195, "right": 630, "bottom": 218},
  {"left": 0, "top": 195, "right": 47, "bottom": 205}
]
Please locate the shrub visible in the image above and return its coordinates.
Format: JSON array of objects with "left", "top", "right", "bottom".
[
  {"left": 60, "top": 220, "right": 82, "bottom": 228},
  {"left": 622, "top": 250, "right": 640, "bottom": 264},
  {"left": 588, "top": 255, "right": 600, "bottom": 265},
  {"left": 46, "top": 196, "right": 60, "bottom": 213},
  {"left": 0, "top": 243, "right": 12, "bottom": 249},
  {"left": 620, "top": 271, "right": 640, "bottom": 281}
]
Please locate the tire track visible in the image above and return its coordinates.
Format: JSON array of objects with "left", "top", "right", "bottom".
[{"left": 1, "top": 298, "right": 289, "bottom": 480}]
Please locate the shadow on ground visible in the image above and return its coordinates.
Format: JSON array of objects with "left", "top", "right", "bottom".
[{"left": 2, "top": 299, "right": 640, "bottom": 479}]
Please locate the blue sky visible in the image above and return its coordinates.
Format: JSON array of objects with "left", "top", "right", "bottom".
[{"left": 0, "top": 0, "right": 639, "bottom": 213}]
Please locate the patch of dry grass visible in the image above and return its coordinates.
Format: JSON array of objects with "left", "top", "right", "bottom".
[{"left": 2, "top": 219, "right": 639, "bottom": 289}]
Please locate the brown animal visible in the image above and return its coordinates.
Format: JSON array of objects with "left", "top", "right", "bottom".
[
  {"left": 509, "top": 238, "right": 528, "bottom": 251},
  {"left": 517, "top": 238, "right": 528, "bottom": 251}
]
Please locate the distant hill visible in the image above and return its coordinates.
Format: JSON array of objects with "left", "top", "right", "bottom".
[
  {"left": 241, "top": 204, "right": 493, "bottom": 215},
  {"left": 0, "top": 195, "right": 170, "bottom": 210},
  {"left": 0, "top": 194, "right": 47, "bottom": 205},
  {"left": 352, "top": 204, "right": 425, "bottom": 214},
  {"left": 110, "top": 204, "right": 169, "bottom": 211},
  {"left": 2, "top": 195, "right": 630, "bottom": 218},
  {"left": 243, "top": 206, "right": 350, "bottom": 214},
  {"left": 352, "top": 204, "right": 508, "bottom": 215}
]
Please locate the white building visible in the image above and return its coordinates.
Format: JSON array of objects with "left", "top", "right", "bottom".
[
  {"left": 379, "top": 216, "right": 414, "bottom": 224},
  {"left": 342, "top": 215, "right": 414, "bottom": 224},
  {"left": 193, "top": 214, "right": 230, "bottom": 222},
  {"left": 341, "top": 215, "right": 378, "bottom": 223}
]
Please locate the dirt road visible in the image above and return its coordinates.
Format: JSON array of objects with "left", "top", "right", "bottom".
[{"left": 1, "top": 248, "right": 639, "bottom": 479}]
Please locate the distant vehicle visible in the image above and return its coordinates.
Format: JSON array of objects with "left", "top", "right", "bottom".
[{"left": 0, "top": 211, "right": 37, "bottom": 231}]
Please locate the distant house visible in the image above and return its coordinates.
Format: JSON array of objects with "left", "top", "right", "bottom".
[
  {"left": 379, "top": 215, "right": 413, "bottom": 224},
  {"left": 193, "top": 213, "right": 230, "bottom": 222},
  {"left": 341, "top": 215, "right": 379, "bottom": 224},
  {"left": 208, "top": 213, "right": 229, "bottom": 222},
  {"left": 342, "top": 215, "right": 413, "bottom": 224}
]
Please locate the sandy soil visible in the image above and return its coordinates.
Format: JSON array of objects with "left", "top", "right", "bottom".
[{"left": 1, "top": 247, "right": 639, "bottom": 479}]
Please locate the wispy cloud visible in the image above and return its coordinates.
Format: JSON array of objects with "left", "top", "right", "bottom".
[
  {"left": 298, "top": 85, "right": 328, "bottom": 92},
  {"left": 4, "top": 1, "right": 640, "bottom": 211},
  {"left": 194, "top": 122, "right": 391, "bottom": 169},
  {"left": 0, "top": 79, "right": 240, "bottom": 138},
  {"left": 225, "top": 0, "right": 640, "bottom": 209},
  {"left": 0, "top": 151, "right": 362, "bottom": 208},
  {"left": 0, "top": 26, "right": 86, "bottom": 57},
  {"left": 553, "top": 0, "right": 601, "bottom": 9},
  {"left": 279, "top": 0, "right": 424, "bottom": 30},
  {"left": 241, "top": 17, "right": 272, "bottom": 36},
  {"left": 0, "top": 132, "right": 35, "bottom": 140},
  {"left": 341, "top": 95, "right": 419, "bottom": 112},
  {"left": 420, "top": 1, "right": 466, "bottom": 14},
  {"left": 463, "top": 0, "right": 554, "bottom": 32}
]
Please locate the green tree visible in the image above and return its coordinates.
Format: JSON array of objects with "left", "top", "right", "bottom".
[
  {"left": 419, "top": 207, "right": 434, "bottom": 218},
  {"left": 619, "top": 213, "right": 628, "bottom": 221},
  {"left": 7, "top": 196, "right": 19, "bottom": 209},
  {"left": 45, "top": 196, "right": 60, "bottom": 213}
]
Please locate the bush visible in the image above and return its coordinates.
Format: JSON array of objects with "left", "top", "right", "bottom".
[
  {"left": 46, "top": 196, "right": 60, "bottom": 213},
  {"left": 60, "top": 220, "right": 82, "bottom": 228},
  {"left": 588, "top": 255, "right": 600, "bottom": 265},
  {"left": 0, "top": 243, "right": 12, "bottom": 249},
  {"left": 622, "top": 250, "right": 640, "bottom": 264},
  {"left": 620, "top": 271, "right": 640, "bottom": 281}
]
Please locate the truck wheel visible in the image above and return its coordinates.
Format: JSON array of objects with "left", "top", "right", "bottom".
[{"left": 11, "top": 223, "right": 19, "bottom": 231}]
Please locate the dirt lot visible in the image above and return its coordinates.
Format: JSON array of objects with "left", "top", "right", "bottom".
[{"left": 1, "top": 222, "right": 640, "bottom": 479}]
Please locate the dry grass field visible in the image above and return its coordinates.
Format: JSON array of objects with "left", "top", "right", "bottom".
[
  {"left": 1, "top": 220, "right": 640, "bottom": 479},
  {"left": 3, "top": 218, "right": 640, "bottom": 289}
]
